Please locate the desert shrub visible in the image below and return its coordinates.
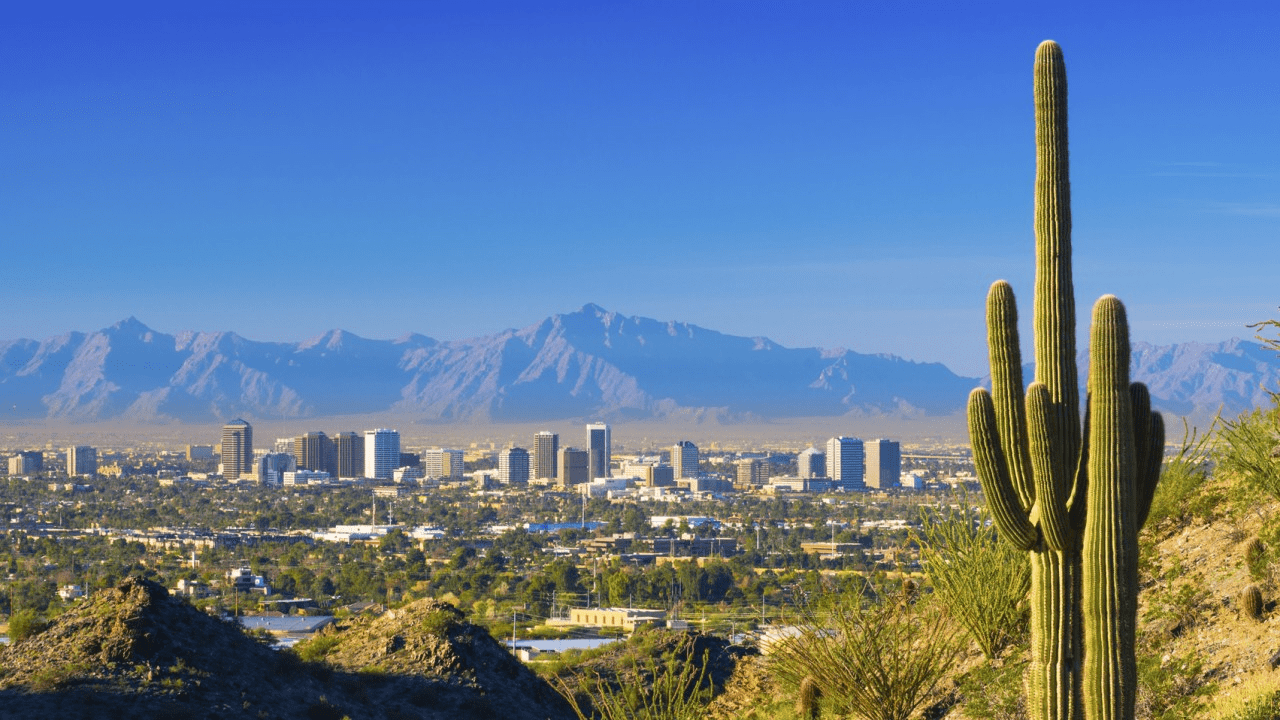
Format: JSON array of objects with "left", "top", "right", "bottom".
[
  {"left": 556, "top": 635, "right": 711, "bottom": 720},
  {"left": 1135, "top": 650, "right": 1215, "bottom": 720},
  {"left": 1215, "top": 404, "right": 1280, "bottom": 501},
  {"left": 421, "top": 606, "right": 462, "bottom": 637},
  {"left": 1147, "top": 419, "right": 1218, "bottom": 528},
  {"left": 954, "top": 650, "right": 1027, "bottom": 720},
  {"left": 914, "top": 496, "right": 1029, "bottom": 658},
  {"left": 771, "top": 585, "right": 963, "bottom": 720},
  {"left": 1145, "top": 559, "right": 1212, "bottom": 639},
  {"left": 7, "top": 610, "right": 49, "bottom": 644},
  {"left": 296, "top": 634, "right": 341, "bottom": 662}
]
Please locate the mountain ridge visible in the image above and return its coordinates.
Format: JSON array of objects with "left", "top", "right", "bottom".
[{"left": 0, "top": 305, "right": 1272, "bottom": 424}]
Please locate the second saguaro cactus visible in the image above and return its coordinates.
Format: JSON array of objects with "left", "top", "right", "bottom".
[{"left": 968, "top": 41, "right": 1165, "bottom": 720}]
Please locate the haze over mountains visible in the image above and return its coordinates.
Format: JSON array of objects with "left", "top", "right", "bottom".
[{"left": 0, "top": 304, "right": 1273, "bottom": 425}]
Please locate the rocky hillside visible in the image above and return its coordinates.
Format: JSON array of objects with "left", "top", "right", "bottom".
[
  {"left": 304, "top": 599, "right": 574, "bottom": 720},
  {"left": 0, "top": 578, "right": 574, "bottom": 720}
]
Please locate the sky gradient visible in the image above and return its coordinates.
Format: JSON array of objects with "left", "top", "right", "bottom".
[{"left": 3, "top": 1, "right": 1276, "bottom": 376}]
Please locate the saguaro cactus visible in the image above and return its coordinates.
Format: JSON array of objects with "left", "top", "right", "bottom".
[{"left": 968, "top": 41, "right": 1164, "bottom": 720}]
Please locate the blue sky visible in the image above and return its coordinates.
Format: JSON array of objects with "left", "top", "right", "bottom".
[{"left": 2, "top": 1, "right": 1276, "bottom": 376}]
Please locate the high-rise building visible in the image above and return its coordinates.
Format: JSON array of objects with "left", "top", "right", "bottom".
[
  {"left": 364, "top": 429, "right": 401, "bottom": 480},
  {"left": 333, "top": 432, "right": 364, "bottom": 478},
  {"left": 533, "top": 431, "right": 559, "bottom": 481},
  {"left": 671, "top": 441, "right": 699, "bottom": 479},
  {"left": 798, "top": 447, "right": 826, "bottom": 479},
  {"left": 255, "top": 452, "right": 296, "bottom": 485},
  {"left": 622, "top": 461, "right": 675, "bottom": 488},
  {"left": 8, "top": 451, "right": 42, "bottom": 475},
  {"left": 864, "top": 439, "right": 901, "bottom": 489},
  {"left": 586, "top": 423, "right": 611, "bottom": 479},
  {"left": 221, "top": 419, "right": 253, "bottom": 480},
  {"left": 826, "top": 436, "right": 865, "bottom": 491},
  {"left": 735, "top": 458, "right": 769, "bottom": 488},
  {"left": 498, "top": 447, "right": 530, "bottom": 485},
  {"left": 557, "top": 447, "right": 589, "bottom": 487},
  {"left": 186, "top": 445, "right": 214, "bottom": 462},
  {"left": 67, "top": 445, "right": 98, "bottom": 477},
  {"left": 295, "top": 432, "right": 336, "bottom": 476},
  {"left": 422, "top": 448, "right": 464, "bottom": 478}
]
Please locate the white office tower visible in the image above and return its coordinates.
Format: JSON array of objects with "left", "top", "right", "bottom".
[
  {"left": 364, "top": 429, "right": 401, "bottom": 480},
  {"left": 67, "top": 445, "right": 98, "bottom": 477},
  {"left": 864, "top": 439, "right": 901, "bottom": 489},
  {"left": 423, "top": 448, "right": 465, "bottom": 478},
  {"left": 826, "top": 436, "right": 865, "bottom": 491},
  {"left": 797, "top": 447, "right": 826, "bottom": 479},
  {"left": 671, "top": 440, "right": 699, "bottom": 478},
  {"left": 499, "top": 447, "right": 530, "bottom": 485},
  {"left": 586, "top": 423, "right": 611, "bottom": 478}
]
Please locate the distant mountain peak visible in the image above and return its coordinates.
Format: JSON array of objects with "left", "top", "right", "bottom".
[
  {"left": 0, "top": 311, "right": 1271, "bottom": 424},
  {"left": 108, "top": 316, "right": 155, "bottom": 333}
]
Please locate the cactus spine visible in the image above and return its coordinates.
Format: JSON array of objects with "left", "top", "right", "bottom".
[{"left": 968, "top": 41, "right": 1164, "bottom": 720}]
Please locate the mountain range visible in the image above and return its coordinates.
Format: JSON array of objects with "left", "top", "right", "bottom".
[{"left": 0, "top": 304, "right": 1274, "bottom": 424}]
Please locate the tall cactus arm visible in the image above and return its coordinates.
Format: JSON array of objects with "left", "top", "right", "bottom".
[
  {"left": 1033, "top": 40, "right": 1078, "bottom": 410},
  {"left": 1131, "top": 383, "right": 1165, "bottom": 528},
  {"left": 970, "top": 388, "right": 1041, "bottom": 550},
  {"left": 1082, "top": 295, "right": 1139, "bottom": 720},
  {"left": 1033, "top": 39, "right": 1081, "bottom": 496},
  {"left": 988, "top": 280, "right": 1036, "bottom": 510},
  {"left": 1028, "top": 383, "right": 1071, "bottom": 551}
]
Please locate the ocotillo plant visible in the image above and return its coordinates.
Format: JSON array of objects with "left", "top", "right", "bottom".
[{"left": 967, "top": 41, "right": 1164, "bottom": 720}]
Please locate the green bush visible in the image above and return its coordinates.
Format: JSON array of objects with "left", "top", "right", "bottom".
[
  {"left": 954, "top": 651, "right": 1027, "bottom": 720},
  {"left": 420, "top": 607, "right": 463, "bottom": 637},
  {"left": 1215, "top": 405, "right": 1280, "bottom": 501},
  {"left": 296, "top": 634, "right": 341, "bottom": 662},
  {"left": 7, "top": 610, "right": 49, "bottom": 644},
  {"left": 914, "top": 496, "right": 1029, "bottom": 658},
  {"left": 1146, "top": 419, "right": 1217, "bottom": 529},
  {"left": 1135, "top": 650, "right": 1215, "bottom": 720}
]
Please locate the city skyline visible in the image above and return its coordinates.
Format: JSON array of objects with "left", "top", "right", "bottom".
[{"left": 3, "top": 3, "right": 1277, "bottom": 377}]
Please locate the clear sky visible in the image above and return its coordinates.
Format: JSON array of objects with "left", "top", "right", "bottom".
[{"left": 3, "top": 1, "right": 1276, "bottom": 376}]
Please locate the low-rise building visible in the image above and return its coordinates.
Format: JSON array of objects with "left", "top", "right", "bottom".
[{"left": 566, "top": 607, "right": 666, "bottom": 631}]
